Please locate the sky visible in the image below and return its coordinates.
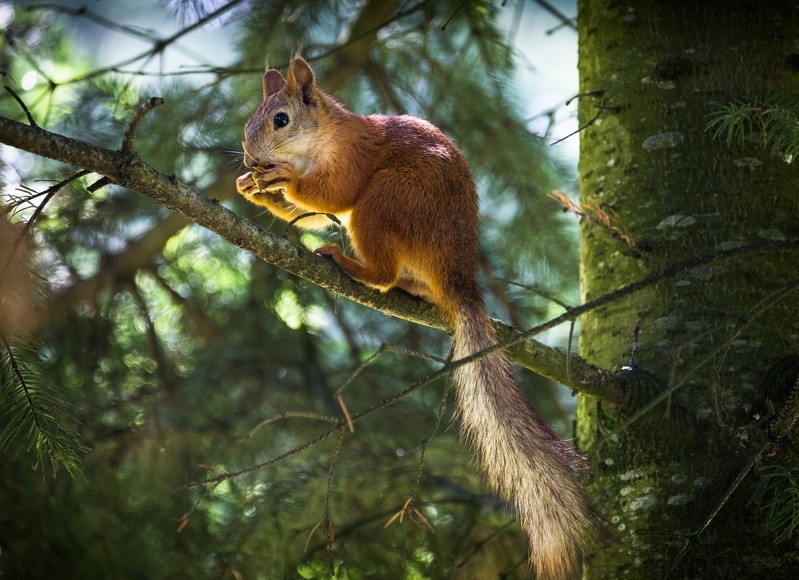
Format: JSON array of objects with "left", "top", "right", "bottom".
[{"left": 503, "top": 1, "right": 579, "bottom": 162}]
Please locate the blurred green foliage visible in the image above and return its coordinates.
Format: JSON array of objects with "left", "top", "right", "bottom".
[{"left": 0, "top": 1, "right": 578, "bottom": 577}]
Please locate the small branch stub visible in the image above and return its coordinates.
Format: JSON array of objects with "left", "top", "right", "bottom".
[{"left": 122, "top": 97, "right": 165, "bottom": 155}]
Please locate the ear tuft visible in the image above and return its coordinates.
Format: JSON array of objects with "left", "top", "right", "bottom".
[
  {"left": 263, "top": 69, "right": 285, "bottom": 99},
  {"left": 288, "top": 57, "right": 315, "bottom": 89},
  {"left": 287, "top": 57, "right": 317, "bottom": 106}
]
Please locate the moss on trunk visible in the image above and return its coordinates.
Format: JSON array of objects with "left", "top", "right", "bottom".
[{"left": 577, "top": 1, "right": 799, "bottom": 576}]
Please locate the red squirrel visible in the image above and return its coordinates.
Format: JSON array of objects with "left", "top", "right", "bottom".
[{"left": 236, "top": 57, "right": 603, "bottom": 579}]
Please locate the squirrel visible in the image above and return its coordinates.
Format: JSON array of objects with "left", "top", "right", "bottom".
[{"left": 236, "top": 56, "right": 604, "bottom": 579}]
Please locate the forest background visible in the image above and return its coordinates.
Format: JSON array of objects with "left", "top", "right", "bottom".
[{"left": 2, "top": 0, "right": 799, "bottom": 579}]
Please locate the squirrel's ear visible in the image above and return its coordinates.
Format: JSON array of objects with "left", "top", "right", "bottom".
[
  {"left": 287, "top": 57, "right": 316, "bottom": 106},
  {"left": 263, "top": 69, "right": 285, "bottom": 99}
]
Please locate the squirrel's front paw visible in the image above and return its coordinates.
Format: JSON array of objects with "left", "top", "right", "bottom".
[
  {"left": 236, "top": 170, "right": 265, "bottom": 194},
  {"left": 255, "top": 161, "right": 297, "bottom": 194},
  {"left": 236, "top": 170, "right": 280, "bottom": 204},
  {"left": 236, "top": 171, "right": 257, "bottom": 195}
]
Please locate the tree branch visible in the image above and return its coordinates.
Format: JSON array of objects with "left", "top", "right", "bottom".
[{"left": 0, "top": 113, "right": 614, "bottom": 398}]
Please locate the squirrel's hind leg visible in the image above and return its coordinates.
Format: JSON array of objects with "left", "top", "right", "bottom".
[{"left": 315, "top": 244, "right": 398, "bottom": 293}]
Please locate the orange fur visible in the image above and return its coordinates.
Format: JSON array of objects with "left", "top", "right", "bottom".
[{"left": 236, "top": 57, "right": 604, "bottom": 579}]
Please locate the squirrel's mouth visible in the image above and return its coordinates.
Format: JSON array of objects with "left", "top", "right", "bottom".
[{"left": 241, "top": 141, "right": 276, "bottom": 170}]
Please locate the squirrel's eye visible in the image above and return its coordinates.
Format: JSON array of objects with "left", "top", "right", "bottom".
[{"left": 273, "top": 112, "right": 290, "bottom": 129}]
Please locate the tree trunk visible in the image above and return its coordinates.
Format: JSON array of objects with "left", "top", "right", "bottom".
[{"left": 577, "top": 1, "right": 799, "bottom": 577}]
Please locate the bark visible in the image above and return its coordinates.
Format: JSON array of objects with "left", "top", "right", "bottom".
[{"left": 578, "top": 1, "right": 799, "bottom": 577}]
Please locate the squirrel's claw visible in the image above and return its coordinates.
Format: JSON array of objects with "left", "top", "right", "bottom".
[{"left": 314, "top": 243, "right": 343, "bottom": 260}]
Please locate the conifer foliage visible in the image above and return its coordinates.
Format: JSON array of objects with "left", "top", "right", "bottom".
[{"left": 1, "top": 1, "right": 579, "bottom": 577}]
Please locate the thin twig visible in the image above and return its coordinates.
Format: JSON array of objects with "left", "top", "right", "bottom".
[
  {"left": 333, "top": 343, "right": 448, "bottom": 432},
  {"left": 59, "top": 0, "right": 249, "bottom": 86},
  {"left": 181, "top": 355, "right": 453, "bottom": 491},
  {"left": 175, "top": 466, "right": 229, "bottom": 532},
  {"left": 535, "top": 0, "right": 577, "bottom": 32},
  {"left": 441, "top": 0, "right": 469, "bottom": 30},
  {"left": 335, "top": 343, "right": 447, "bottom": 399},
  {"left": 497, "top": 277, "right": 573, "bottom": 311},
  {"left": 21, "top": 171, "right": 90, "bottom": 235},
  {"left": 87, "top": 176, "right": 111, "bottom": 193},
  {"left": 2, "top": 170, "right": 90, "bottom": 276},
  {"left": 336, "top": 395, "right": 355, "bottom": 433},
  {"left": 387, "top": 366, "right": 453, "bottom": 530},
  {"left": 244, "top": 411, "right": 338, "bottom": 440},
  {"left": 4, "top": 86, "right": 38, "bottom": 127},
  {"left": 321, "top": 429, "right": 345, "bottom": 574},
  {"left": 28, "top": 3, "right": 160, "bottom": 40}
]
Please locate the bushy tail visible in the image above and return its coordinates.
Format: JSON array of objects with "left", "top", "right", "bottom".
[{"left": 451, "top": 304, "right": 602, "bottom": 580}]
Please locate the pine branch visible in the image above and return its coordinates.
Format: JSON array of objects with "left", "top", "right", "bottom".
[
  {"left": 706, "top": 95, "right": 799, "bottom": 161},
  {"left": 0, "top": 335, "right": 87, "bottom": 475},
  {"left": 46, "top": 0, "right": 249, "bottom": 86},
  {"left": 748, "top": 463, "right": 799, "bottom": 543}
]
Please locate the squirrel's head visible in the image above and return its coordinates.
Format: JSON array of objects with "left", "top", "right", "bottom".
[{"left": 242, "top": 57, "right": 323, "bottom": 176}]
